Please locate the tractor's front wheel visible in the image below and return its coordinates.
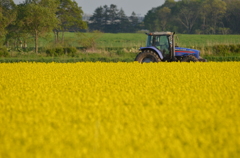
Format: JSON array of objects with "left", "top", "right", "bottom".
[
  {"left": 181, "top": 55, "right": 199, "bottom": 62},
  {"left": 135, "top": 50, "right": 161, "bottom": 63}
]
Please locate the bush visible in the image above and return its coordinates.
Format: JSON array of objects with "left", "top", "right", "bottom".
[
  {"left": 46, "top": 48, "right": 57, "bottom": 57},
  {"left": 0, "top": 47, "right": 10, "bottom": 57},
  {"left": 55, "top": 48, "right": 64, "bottom": 56},
  {"left": 64, "top": 47, "right": 77, "bottom": 57},
  {"left": 229, "top": 44, "right": 240, "bottom": 53},
  {"left": 201, "top": 44, "right": 240, "bottom": 56},
  {"left": 46, "top": 47, "right": 77, "bottom": 57},
  {"left": 213, "top": 45, "right": 230, "bottom": 55}
]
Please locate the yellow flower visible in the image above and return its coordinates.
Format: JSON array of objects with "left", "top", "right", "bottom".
[{"left": 0, "top": 62, "right": 239, "bottom": 157}]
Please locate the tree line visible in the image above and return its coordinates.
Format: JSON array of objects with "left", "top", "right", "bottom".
[
  {"left": 0, "top": 0, "right": 87, "bottom": 53},
  {"left": 88, "top": 4, "right": 140, "bottom": 33},
  {"left": 1, "top": 0, "right": 240, "bottom": 54},
  {"left": 144, "top": 0, "right": 240, "bottom": 34}
]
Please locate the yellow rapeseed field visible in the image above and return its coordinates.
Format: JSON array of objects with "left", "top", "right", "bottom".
[{"left": 0, "top": 62, "right": 240, "bottom": 158}]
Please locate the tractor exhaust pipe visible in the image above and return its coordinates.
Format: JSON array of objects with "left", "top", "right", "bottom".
[{"left": 171, "top": 32, "right": 176, "bottom": 61}]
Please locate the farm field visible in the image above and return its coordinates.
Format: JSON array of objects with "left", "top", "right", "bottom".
[
  {"left": 8, "top": 32, "right": 240, "bottom": 49},
  {"left": 37, "top": 32, "right": 240, "bottom": 48},
  {"left": 0, "top": 62, "right": 240, "bottom": 158},
  {"left": 2, "top": 33, "right": 240, "bottom": 63}
]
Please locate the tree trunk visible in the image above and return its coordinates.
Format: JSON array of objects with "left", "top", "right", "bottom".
[
  {"left": 57, "top": 31, "right": 59, "bottom": 43},
  {"left": 35, "top": 30, "right": 38, "bottom": 53},
  {"left": 54, "top": 31, "right": 57, "bottom": 44},
  {"left": 54, "top": 31, "right": 59, "bottom": 44},
  {"left": 61, "top": 31, "right": 64, "bottom": 43}
]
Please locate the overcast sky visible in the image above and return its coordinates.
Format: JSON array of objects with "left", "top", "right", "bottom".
[{"left": 13, "top": 0, "right": 165, "bottom": 16}]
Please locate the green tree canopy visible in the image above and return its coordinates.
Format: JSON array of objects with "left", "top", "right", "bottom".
[
  {"left": 17, "top": 0, "right": 59, "bottom": 53},
  {"left": 55, "top": 0, "right": 87, "bottom": 43},
  {"left": 223, "top": 0, "right": 240, "bottom": 33},
  {"left": 143, "top": 0, "right": 237, "bottom": 34},
  {"left": 176, "top": 0, "right": 201, "bottom": 33},
  {"left": 156, "top": 7, "right": 171, "bottom": 31},
  {"left": 0, "top": 0, "right": 16, "bottom": 40},
  {"left": 89, "top": 4, "right": 141, "bottom": 33}
]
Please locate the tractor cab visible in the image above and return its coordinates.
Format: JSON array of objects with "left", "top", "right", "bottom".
[{"left": 146, "top": 32, "right": 173, "bottom": 60}]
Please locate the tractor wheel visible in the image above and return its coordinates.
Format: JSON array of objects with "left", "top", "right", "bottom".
[
  {"left": 135, "top": 50, "right": 161, "bottom": 63},
  {"left": 181, "top": 55, "right": 199, "bottom": 62}
]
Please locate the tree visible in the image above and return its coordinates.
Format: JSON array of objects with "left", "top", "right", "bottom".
[
  {"left": 143, "top": 0, "right": 176, "bottom": 32},
  {"left": 18, "top": 0, "right": 59, "bottom": 53},
  {"left": 89, "top": 4, "right": 144, "bottom": 33},
  {"left": 55, "top": 0, "right": 87, "bottom": 43},
  {"left": 142, "top": 0, "right": 240, "bottom": 34},
  {"left": 156, "top": 7, "right": 171, "bottom": 31},
  {"left": 129, "top": 12, "right": 139, "bottom": 32},
  {"left": 108, "top": 4, "right": 118, "bottom": 25},
  {"left": 0, "top": 0, "right": 16, "bottom": 41},
  {"left": 144, "top": 9, "right": 158, "bottom": 31},
  {"left": 102, "top": 5, "right": 109, "bottom": 29},
  {"left": 224, "top": 0, "right": 240, "bottom": 33},
  {"left": 89, "top": 4, "right": 134, "bottom": 33},
  {"left": 201, "top": 0, "right": 226, "bottom": 34},
  {"left": 175, "top": 0, "right": 201, "bottom": 33},
  {"left": 89, "top": 6, "right": 105, "bottom": 32},
  {"left": 5, "top": 2, "right": 32, "bottom": 50},
  {"left": 118, "top": 8, "right": 130, "bottom": 32},
  {"left": 104, "top": 4, "right": 119, "bottom": 33}
]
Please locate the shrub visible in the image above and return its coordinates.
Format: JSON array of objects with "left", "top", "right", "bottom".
[
  {"left": 64, "top": 47, "right": 77, "bottom": 57},
  {"left": 213, "top": 45, "right": 230, "bottom": 55},
  {"left": 203, "top": 44, "right": 240, "bottom": 55},
  {"left": 0, "top": 47, "right": 10, "bottom": 57},
  {"left": 55, "top": 48, "right": 64, "bottom": 56},
  {"left": 46, "top": 48, "right": 57, "bottom": 57},
  {"left": 76, "top": 30, "right": 103, "bottom": 50},
  {"left": 46, "top": 47, "right": 77, "bottom": 57},
  {"left": 229, "top": 44, "right": 240, "bottom": 53}
]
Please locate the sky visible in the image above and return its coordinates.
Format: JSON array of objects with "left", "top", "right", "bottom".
[{"left": 13, "top": 0, "right": 165, "bottom": 16}]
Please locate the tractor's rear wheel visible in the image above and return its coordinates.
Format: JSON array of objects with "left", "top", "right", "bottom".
[
  {"left": 135, "top": 50, "right": 161, "bottom": 63},
  {"left": 181, "top": 55, "right": 199, "bottom": 62}
]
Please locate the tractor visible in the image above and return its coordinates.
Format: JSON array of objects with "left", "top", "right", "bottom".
[{"left": 135, "top": 32, "right": 207, "bottom": 62}]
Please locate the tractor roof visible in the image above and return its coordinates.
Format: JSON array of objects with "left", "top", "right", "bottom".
[{"left": 146, "top": 32, "right": 175, "bottom": 36}]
